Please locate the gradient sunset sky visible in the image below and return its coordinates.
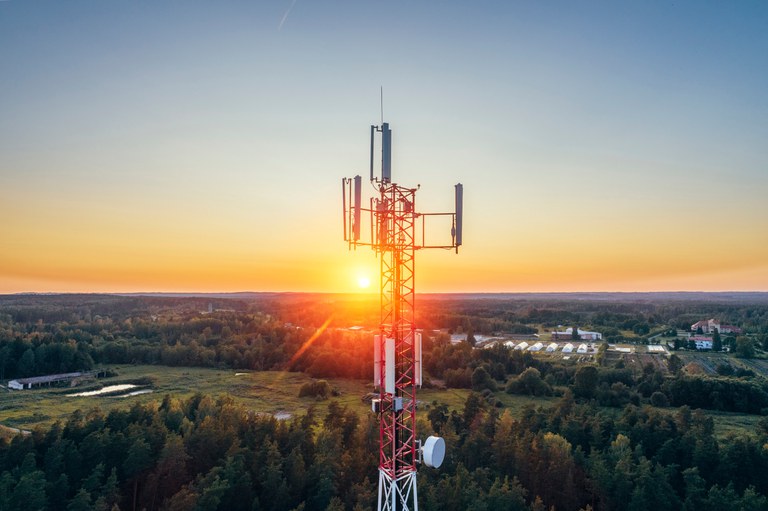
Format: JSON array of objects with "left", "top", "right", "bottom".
[{"left": 1, "top": 1, "right": 767, "bottom": 294}]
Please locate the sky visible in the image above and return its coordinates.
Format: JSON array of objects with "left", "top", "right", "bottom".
[{"left": 1, "top": 1, "right": 767, "bottom": 294}]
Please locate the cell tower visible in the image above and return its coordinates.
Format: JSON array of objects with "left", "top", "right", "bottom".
[{"left": 342, "top": 121, "right": 463, "bottom": 511}]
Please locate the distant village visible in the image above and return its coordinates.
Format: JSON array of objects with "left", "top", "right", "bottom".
[{"left": 440, "top": 318, "right": 744, "bottom": 357}]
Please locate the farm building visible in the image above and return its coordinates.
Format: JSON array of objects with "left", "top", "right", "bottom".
[
  {"left": 562, "top": 343, "right": 574, "bottom": 353},
  {"left": 551, "top": 328, "right": 602, "bottom": 341},
  {"left": 528, "top": 342, "right": 544, "bottom": 352},
  {"left": 546, "top": 342, "right": 558, "bottom": 352},
  {"left": 690, "top": 319, "right": 741, "bottom": 334},
  {"left": 577, "top": 343, "right": 588, "bottom": 354},
  {"left": 504, "top": 341, "right": 516, "bottom": 349},
  {"left": 514, "top": 342, "right": 529, "bottom": 351},
  {"left": 8, "top": 372, "right": 88, "bottom": 390}
]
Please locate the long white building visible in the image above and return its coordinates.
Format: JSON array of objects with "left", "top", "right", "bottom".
[{"left": 551, "top": 328, "right": 602, "bottom": 341}]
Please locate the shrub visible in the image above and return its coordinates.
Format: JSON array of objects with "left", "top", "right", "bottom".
[
  {"left": 506, "top": 367, "right": 552, "bottom": 396},
  {"left": 471, "top": 366, "right": 497, "bottom": 392},
  {"left": 298, "top": 379, "right": 332, "bottom": 400},
  {"left": 650, "top": 391, "right": 669, "bottom": 407}
]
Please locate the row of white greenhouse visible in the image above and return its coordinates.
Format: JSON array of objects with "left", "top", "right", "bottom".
[{"left": 488, "top": 341, "right": 591, "bottom": 354}]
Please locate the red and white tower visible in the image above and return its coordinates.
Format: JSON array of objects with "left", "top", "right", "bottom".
[{"left": 342, "top": 121, "right": 463, "bottom": 511}]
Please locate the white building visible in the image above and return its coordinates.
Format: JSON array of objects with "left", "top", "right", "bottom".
[
  {"left": 528, "top": 342, "right": 544, "bottom": 352},
  {"left": 690, "top": 336, "right": 713, "bottom": 350},
  {"left": 514, "top": 342, "right": 529, "bottom": 351},
  {"left": 551, "top": 328, "right": 602, "bottom": 341},
  {"left": 546, "top": 342, "right": 558, "bottom": 352},
  {"left": 7, "top": 372, "right": 85, "bottom": 390},
  {"left": 690, "top": 319, "right": 741, "bottom": 334},
  {"left": 577, "top": 343, "right": 588, "bottom": 354},
  {"left": 562, "top": 343, "right": 574, "bottom": 353}
]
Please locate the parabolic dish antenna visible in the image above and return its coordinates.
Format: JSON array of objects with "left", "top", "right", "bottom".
[{"left": 423, "top": 436, "right": 446, "bottom": 469}]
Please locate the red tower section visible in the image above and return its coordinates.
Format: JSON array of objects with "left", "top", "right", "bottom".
[{"left": 375, "top": 181, "right": 419, "bottom": 509}]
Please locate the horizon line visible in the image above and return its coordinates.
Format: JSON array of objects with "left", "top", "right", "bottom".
[{"left": 3, "top": 290, "right": 768, "bottom": 297}]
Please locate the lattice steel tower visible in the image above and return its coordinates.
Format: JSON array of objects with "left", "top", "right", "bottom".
[{"left": 342, "top": 121, "right": 463, "bottom": 511}]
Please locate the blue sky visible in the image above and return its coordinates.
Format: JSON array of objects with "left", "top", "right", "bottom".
[{"left": 1, "top": 1, "right": 767, "bottom": 292}]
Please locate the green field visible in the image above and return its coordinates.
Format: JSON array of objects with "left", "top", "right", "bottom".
[
  {"left": 1, "top": 366, "right": 551, "bottom": 431},
  {"left": 1, "top": 365, "right": 760, "bottom": 440},
  {"left": 1, "top": 366, "right": 365, "bottom": 430}
]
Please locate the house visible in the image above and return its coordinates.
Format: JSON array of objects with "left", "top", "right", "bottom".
[
  {"left": 551, "top": 328, "right": 602, "bottom": 341},
  {"left": 562, "top": 343, "right": 574, "bottom": 353},
  {"left": 546, "top": 343, "right": 558, "bottom": 352},
  {"left": 690, "top": 336, "right": 713, "bottom": 350},
  {"left": 528, "top": 342, "right": 544, "bottom": 352},
  {"left": 690, "top": 319, "right": 741, "bottom": 335},
  {"left": 514, "top": 342, "right": 529, "bottom": 351},
  {"left": 577, "top": 343, "right": 588, "bottom": 354}
]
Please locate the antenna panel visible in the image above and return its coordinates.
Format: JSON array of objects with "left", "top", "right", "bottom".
[
  {"left": 414, "top": 332, "right": 422, "bottom": 387},
  {"left": 454, "top": 183, "right": 463, "bottom": 247},
  {"left": 385, "top": 337, "right": 395, "bottom": 394},
  {"left": 381, "top": 123, "right": 392, "bottom": 182},
  {"left": 353, "top": 175, "right": 362, "bottom": 240},
  {"left": 370, "top": 126, "right": 375, "bottom": 181},
  {"left": 374, "top": 335, "right": 382, "bottom": 388}
]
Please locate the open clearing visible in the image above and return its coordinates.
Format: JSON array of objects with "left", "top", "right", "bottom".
[
  {"left": 1, "top": 364, "right": 761, "bottom": 439},
  {"left": 1, "top": 365, "right": 529, "bottom": 431}
]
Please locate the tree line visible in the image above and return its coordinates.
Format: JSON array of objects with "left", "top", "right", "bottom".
[{"left": 3, "top": 391, "right": 768, "bottom": 510}]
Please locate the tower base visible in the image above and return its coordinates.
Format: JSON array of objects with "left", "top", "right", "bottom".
[{"left": 378, "top": 469, "right": 418, "bottom": 511}]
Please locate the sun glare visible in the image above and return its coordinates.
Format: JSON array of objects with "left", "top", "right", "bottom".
[{"left": 357, "top": 276, "right": 371, "bottom": 289}]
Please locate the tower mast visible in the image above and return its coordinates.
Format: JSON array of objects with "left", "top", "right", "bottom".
[{"left": 342, "top": 120, "right": 463, "bottom": 511}]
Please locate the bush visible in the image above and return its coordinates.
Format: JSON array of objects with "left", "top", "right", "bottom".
[
  {"left": 506, "top": 367, "right": 552, "bottom": 396},
  {"left": 650, "top": 391, "right": 669, "bottom": 407},
  {"left": 445, "top": 367, "right": 473, "bottom": 388},
  {"left": 298, "top": 379, "right": 332, "bottom": 400},
  {"left": 716, "top": 363, "right": 734, "bottom": 376},
  {"left": 472, "top": 366, "right": 497, "bottom": 392}
]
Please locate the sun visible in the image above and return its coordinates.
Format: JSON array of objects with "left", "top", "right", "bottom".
[{"left": 357, "top": 276, "right": 371, "bottom": 289}]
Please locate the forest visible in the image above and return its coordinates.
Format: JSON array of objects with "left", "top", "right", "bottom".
[{"left": 2, "top": 292, "right": 768, "bottom": 510}]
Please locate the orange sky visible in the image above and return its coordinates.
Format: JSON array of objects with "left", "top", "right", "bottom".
[{"left": 1, "top": 2, "right": 767, "bottom": 294}]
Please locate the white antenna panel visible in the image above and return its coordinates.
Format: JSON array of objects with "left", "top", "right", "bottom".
[
  {"left": 373, "top": 335, "right": 382, "bottom": 388},
  {"left": 385, "top": 337, "right": 395, "bottom": 395},
  {"left": 353, "top": 175, "right": 362, "bottom": 240},
  {"left": 414, "top": 332, "right": 422, "bottom": 387}
]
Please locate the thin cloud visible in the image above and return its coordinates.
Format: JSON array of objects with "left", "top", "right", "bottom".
[{"left": 278, "top": 0, "right": 297, "bottom": 31}]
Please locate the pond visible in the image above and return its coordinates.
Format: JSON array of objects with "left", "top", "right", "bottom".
[{"left": 69, "top": 384, "right": 138, "bottom": 397}]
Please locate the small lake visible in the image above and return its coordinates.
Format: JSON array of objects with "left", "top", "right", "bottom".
[
  {"left": 116, "top": 389, "right": 154, "bottom": 398},
  {"left": 69, "top": 384, "right": 138, "bottom": 397}
]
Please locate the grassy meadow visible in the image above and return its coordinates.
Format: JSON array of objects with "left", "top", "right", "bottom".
[{"left": 0, "top": 364, "right": 760, "bottom": 440}]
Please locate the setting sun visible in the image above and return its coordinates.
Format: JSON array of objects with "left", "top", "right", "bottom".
[{"left": 357, "top": 276, "right": 371, "bottom": 289}]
